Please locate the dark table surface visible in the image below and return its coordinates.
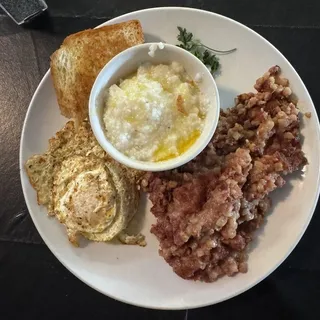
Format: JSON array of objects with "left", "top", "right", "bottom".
[{"left": 1, "top": 0, "right": 320, "bottom": 319}]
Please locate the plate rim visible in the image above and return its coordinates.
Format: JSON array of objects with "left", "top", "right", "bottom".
[{"left": 19, "top": 6, "right": 320, "bottom": 310}]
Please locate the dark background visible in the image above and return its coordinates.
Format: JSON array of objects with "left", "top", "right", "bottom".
[{"left": 1, "top": 1, "right": 319, "bottom": 319}]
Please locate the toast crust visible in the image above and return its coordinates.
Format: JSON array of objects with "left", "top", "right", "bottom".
[{"left": 50, "top": 20, "right": 144, "bottom": 122}]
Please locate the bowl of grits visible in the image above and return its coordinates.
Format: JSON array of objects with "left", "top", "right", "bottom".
[{"left": 89, "top": 43, "right": 220, "bottom": 171}]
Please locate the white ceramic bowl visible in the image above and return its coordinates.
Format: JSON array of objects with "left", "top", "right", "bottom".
[{"left": 89, "top": 42, "right": 220, "bottom": 171}]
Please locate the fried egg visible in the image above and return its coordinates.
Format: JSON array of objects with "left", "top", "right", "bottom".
[
  {"left": 52, "top": 155, "right": 117, "bottom": 244},
  {"left": 25, "top": 120, "right": 145, "bottom": 246}
]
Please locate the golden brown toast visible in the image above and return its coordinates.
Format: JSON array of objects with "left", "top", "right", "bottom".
[{"left": 50, "top": 20, "right": 144, "bottom": 122}]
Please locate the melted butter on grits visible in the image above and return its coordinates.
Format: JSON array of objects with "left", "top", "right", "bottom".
[
  {"left": 103, "top": 62, "right": 209, "bottom": 161},
  {"left": 153, "top": 129, "right": 201, "bottom": 161}
]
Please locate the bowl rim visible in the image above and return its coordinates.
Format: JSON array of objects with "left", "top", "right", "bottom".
[{"left": 88, "top": 42, "right": 220, "bottom": 171}]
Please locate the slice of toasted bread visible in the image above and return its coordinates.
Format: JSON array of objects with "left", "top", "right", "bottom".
[{"left": 50, "top": 20, "right": 144, "bottom": 122}]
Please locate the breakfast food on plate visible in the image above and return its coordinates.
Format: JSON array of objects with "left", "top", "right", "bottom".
[
  {"left": 26, "top": 18, "right": 307, "bottom": 283},
  {"left": 103, "top": 62, "right": 209, "bottom": 161},
  {"left": 25, "top": 119, "right": 145, "bottom": 247},
  {"left": 50, "top": 20, "right": 144, "bottom": 123},
  {"left": 141, "top": 66, "right": 307, "bottom": 282}
]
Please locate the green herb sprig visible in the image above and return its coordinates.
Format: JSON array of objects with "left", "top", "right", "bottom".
[{"left": 177, "top": 27, "right": 236, "bottom": 75}]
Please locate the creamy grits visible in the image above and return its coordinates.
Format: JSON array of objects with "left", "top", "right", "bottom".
[
  {"left": 103, "top": 62, "right": 209, "bottom": 162},
  {"left": 148, "top": 42, "right": 164, "bottom": 57}
]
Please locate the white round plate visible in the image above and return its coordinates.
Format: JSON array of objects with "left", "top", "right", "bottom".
[{"left": 20, "top": 7, "right": 320, "bottom": 310}]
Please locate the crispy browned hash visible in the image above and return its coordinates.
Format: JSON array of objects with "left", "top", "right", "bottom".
[{"left": 141, "top": 66, "right": 307, "bottom": 282}]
